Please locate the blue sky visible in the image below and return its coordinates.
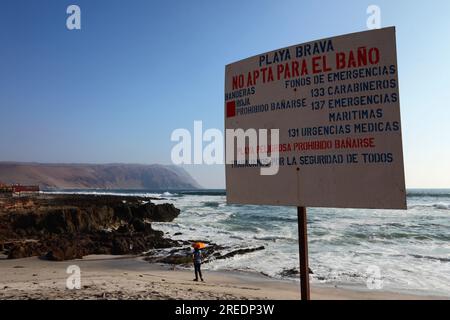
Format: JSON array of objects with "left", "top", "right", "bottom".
[{"left": 0, "top": 0, "right": 449, "bottom": 188}]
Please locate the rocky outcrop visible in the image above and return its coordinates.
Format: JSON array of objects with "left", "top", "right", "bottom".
[
  {"left": 278, "top": 267, "right": 314, "bottom": 278},
  {"left": 0, "top": 194, "right": 180, "bottom": 260},
  {"left": 144, "top": 241, "right": 265, "bottom": 266}
]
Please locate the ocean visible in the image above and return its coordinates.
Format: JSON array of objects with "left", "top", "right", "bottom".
[{"left": 47, "top": 189, "right": 450, "bottom": 297}]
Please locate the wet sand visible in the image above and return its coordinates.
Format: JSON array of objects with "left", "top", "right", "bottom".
[{"left": 0, "top": 255, "right": 445, "bottom": 300}]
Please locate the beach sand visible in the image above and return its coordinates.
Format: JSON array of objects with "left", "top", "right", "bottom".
[{"left": 0, "top": 255, "right": 445, "bottom": 300}]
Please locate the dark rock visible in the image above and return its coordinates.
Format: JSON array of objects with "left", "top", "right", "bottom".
[
  {"left": 1, "top": 194, "right": 182, "bottom": 260},
  {"left": 144, "top": 203, "right": 181, "bottom": 222},
  {"left": 12, "top": 213, "right": 37, "bottom": 231},
  {"left": 45, "top": 248, "right": 66, "bottom": 261},
  {"left": 278, "top": 267, "right": 314, "bottom": 278},
  {"left": 208, "top": 246, "right": 265, "bottom": 262},
  {"left": 45, "top": 241, "right": 84, "bottom": 261},
  {"left": 116, "top": 225, "right": 130, "bottom": 233},
  {"left": 145, "top": 244, "right": 264, "bottom": 266},
  {"left": 8, "top": 244, "right": 27, "bottom": 259},
  {"left": 161, "top": 255, "right": 193, "bottom": 265},
  {"left": 112, "top": 238, "right": 129, "bottom": 255},
  {"left": 131, "top": 219, "right": 153, "bottom": 233}
]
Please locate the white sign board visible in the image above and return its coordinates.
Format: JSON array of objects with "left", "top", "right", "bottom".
[{"left": 225, "top": 27, "right": 406, "bottom": 209}]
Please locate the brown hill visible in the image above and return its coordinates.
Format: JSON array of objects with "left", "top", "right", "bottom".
[{"left": 0, "top": 162, "right": 200, "bottom": 190}]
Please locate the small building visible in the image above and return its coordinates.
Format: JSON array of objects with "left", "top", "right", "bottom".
[
  {"left": 12, "top": 185, "right": 40, "bottom": 196},
  {"left": 0, "top": 183, "right": 39, "bottom": 196}
]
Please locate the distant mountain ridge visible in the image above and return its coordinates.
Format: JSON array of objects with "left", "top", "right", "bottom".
[{"left": 0, "top": 162, "right": 201, "bottom": 190}]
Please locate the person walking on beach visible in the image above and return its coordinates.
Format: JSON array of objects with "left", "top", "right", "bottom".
[{"left": 192, "top": 245, "right": 204, "bottom": 282}]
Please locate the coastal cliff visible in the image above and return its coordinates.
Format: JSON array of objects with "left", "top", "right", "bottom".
[
  {"left": 0, "top": 163, "right": 200, "bottom": 190},
  {"left": 0, "top": 194, "right": 181, "bottom": 260}
]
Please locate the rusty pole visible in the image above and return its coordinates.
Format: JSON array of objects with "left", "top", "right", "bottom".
[{"left": 297, "top": 206, "right": 310, "bottom": 300}]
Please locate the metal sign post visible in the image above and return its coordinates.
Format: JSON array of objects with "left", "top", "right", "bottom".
[
  {"left": 225, "top": 27, "right": 407, "bottom": 300},
  {"left": 297, "top": 206, "right": 310, "bottom": 300}
]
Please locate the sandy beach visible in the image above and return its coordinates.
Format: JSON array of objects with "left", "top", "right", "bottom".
[{"left": 0, "top": 255, "right": 445, "bottom": 300}]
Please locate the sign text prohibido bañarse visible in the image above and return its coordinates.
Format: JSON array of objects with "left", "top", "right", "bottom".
[{"left": 225, "top": 27, "right": 406, "bottom": 209}]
